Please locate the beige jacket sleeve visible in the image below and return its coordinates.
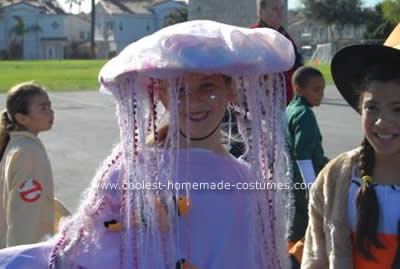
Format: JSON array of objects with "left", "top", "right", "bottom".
[
  {"left": 301, "top": 175, "right": 329, "bottom": 268},
  {"left": 302, "top": 150, "right": 356, "bottom": 269},
  {"left": 5, "top": 145, "right": 54, "bottom": 247}
]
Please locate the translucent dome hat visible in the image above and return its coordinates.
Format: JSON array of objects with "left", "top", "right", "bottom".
[{"left": 99, "top": 20, "right": 294, "bottom": 86}]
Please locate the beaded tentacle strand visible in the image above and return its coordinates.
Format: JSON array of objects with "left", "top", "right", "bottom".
[
  {"left": 234, "top": 76, "right": 252, "bottom": 161},
  {"left": 48, "top": 227, "right": 67, "bottom": 269},
  {"left": 139, "top": 77, "right": 185, "bottom": 268},
  {"left": 256, "top": 73, "right": 277, "bottom": 267},
  {"left": 113, "top": 74, "right": 139, "bottom": 268},
  {"left": 113, "top": 74, "right": 169, "bottom": 268},
  {"left": 269, "top": 72, "right": 290, "bottom": 269},
  {"left": 256, "top": 75, "right": 272, "bottom": 183},
  {"left": 149, "top": 78, "right": 169, "bottom": 264},
  {"left": 256, "top": 75, "right": 279, "bottom": 268},
  {"left": 47, "top": 142, "right": 124, "bottom": 269},
  {"left": 232, "top": 73, "right": 289, "bottom": 269},
  {"left": 152, "top": 78, "right": 177, "bottom": 268},
  {"left": 252, "top": 75, "right": 274, "bottom": 267},
  {"left": 250, "top": 75, "right": 275, "bottom": 266}
]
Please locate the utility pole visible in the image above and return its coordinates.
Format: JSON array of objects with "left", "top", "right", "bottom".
[
  {"left": 90, "top": 0, "right": 96, "bottom": 58},
  {"left": 283, "top": 0, "right": 288, "bottom": 29}
]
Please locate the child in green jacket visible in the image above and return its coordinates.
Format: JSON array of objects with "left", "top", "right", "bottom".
[{"left": 285, "top": 66, "right": 329, "bottom": 268}]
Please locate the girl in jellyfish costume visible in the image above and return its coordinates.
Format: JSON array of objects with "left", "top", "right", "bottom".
[{"left": 0, "top": 20, "right": 295, "bottom": 269}]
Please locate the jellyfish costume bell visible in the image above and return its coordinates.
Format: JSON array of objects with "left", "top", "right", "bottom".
[{"left": 48, "top": 20, "right": 295, "bottom": 268}]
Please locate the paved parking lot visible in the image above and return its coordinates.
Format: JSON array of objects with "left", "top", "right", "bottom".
[{"left": 0, "top": 85, "right": 362, "bottom": 213}]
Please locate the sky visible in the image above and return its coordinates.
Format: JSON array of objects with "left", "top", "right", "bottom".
[
  {"left": 58, "top": 0, "right": 383, "bottom": 14},
  {"left": 289, "top": 0, "right": 382, "bottom": 9}
]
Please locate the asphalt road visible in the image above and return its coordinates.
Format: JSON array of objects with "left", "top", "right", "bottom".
[
  {"left": 315, "top": 85, "right": 363, "bottom": 158},
  {"left": 0, "top": 84, "right": 363, "bottom": 213}
]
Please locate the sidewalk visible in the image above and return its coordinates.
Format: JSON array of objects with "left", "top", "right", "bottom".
[{"left": 322, "top": 85, "right": 348, "bottom": 106}]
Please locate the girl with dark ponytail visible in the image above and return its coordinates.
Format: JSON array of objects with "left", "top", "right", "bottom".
[
  {"left": 302, "top": 23, "right": 400, "bottom": 269},
  {"left": 0, "top": 81, "right": 55, "bottom": 249},
  {"left": 0, "top": 109, "right": 16, "bottom": 160}
]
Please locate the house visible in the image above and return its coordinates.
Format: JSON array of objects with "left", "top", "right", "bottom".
[
  {"left": 288, "top": 11, "right": 366, "bottom": 59},
  {"left": 0, "top": 0, "right": 90, "bottom": 59},
  {"left": 95, "top": 0, "right": 187, "bottom": 58}
]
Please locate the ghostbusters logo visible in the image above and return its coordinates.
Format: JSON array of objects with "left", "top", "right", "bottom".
[{"left": 17, "top": 179, "right": 42, "bottom": 203}]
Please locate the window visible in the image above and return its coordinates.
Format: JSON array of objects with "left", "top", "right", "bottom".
[
  {"left": 51, "top": 21, "right": 59, "bottom": 30},
  {"left": 80, "top": 31, "right": 86, "bottom": 40}
]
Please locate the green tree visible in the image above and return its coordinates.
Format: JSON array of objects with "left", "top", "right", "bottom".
[
  {"left": 8, "top": 15, "right": 42, "bottom": 59},
  {"left": 301, "top": 0, "right": 366, "bottom": 46},
  {"left": 382, "top": 0, "right": 400, "bottom": 24},
  {"left": 363, "top": 3, "right": 396, "bottom": 40},
  {"left": 163, "top": 7, "right": 188, "bottom": 27}
]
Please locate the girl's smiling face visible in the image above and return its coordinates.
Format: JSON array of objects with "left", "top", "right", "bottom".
[
  {"left": 361, "top": 81, "right": 400, "bottom": 159},
  {"left": 159, "top": 73, "right": 234, "bottom": 140}
]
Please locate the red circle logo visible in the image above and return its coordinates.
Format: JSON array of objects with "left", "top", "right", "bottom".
[{"left": 17, "top": 179, "right": 43, "bottom": 203}]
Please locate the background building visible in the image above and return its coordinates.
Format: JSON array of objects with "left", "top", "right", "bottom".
[
  {"left": 94, "top": 0, "right": 186, "bottom": 58},
  {"left": 0, "top": 0, "right": 90, "bottom": 59},
  {"left": 288, "top": 11, "right": 366, "bottom": 61},
  {"left": 0, "top": 0, "right": 186, "bottom": 59}
]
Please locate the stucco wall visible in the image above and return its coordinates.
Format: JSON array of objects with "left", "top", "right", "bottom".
[{"left": 188, "top": 0, "right": 257, "bottom": 27}]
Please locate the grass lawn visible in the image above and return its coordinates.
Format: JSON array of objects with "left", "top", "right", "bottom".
[
  {"left": 311, "top": 63, "right": 332, "bottom": 85},
  {"left": 1, "top": 60, "right": 332, "bottom": 92},
  {"left": 1, "top": 60, "right": 107, "bottom": 92}
]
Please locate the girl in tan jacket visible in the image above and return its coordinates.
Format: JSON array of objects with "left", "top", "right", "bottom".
[
  {"left": 302, "top": 24, "right": 400, "bottom": 269},
  {"left": 0, "top": 81, "right": 55, "bottom": 248}
]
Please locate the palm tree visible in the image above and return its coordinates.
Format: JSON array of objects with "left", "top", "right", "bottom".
[
  {"left": 382, "top": 0, "right": 400, "bottom": 24},
  {"left": 77, "top": 0, "right": 83, "bottom": 13},
  {"left": 164, "top": 7, "right": 188, "bottom": 27},
  {"left": 8, "top": 15, "right": 42, "bottom": 59},
  {"left": 65, "top": 0, "right": 79, "bottom": 12}
]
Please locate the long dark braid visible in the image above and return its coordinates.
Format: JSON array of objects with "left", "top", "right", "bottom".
[
  {"left": 355, "top": 137, "right": 384, "bottom": 260},
  {"left": 355, "top": 65, "right": 400, "bottom": 263}
]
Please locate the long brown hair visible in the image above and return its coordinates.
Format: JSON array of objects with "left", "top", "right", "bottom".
[
  {"left": 355, "top": 136, "right": 383, "bottom": 259},
  {"left": 0, "top": 81, "right": 47, "bottom": 160},
  {"left": 355, "top": 66, "right": 400, "bottom": 264}
]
